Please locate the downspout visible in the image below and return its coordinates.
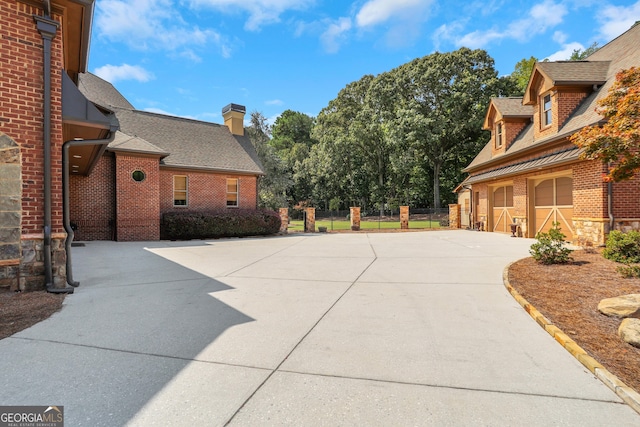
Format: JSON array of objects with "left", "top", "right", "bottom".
[
  {"left": 608, "top": 181, "right": 614, "bottom": 231},
  {"left": 34, "top": 13, "right": 69, "bottom": 293},
  {"left": 62, "top": 134, "right": 116, "bottom": 287}
]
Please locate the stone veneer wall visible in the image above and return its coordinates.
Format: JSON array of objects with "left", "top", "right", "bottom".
[
  {"left": 448, "top": 204, "right": 460, "bottom": 229},
  {"left": 0, "top": 133, "right": 21, "bottom": 290}
]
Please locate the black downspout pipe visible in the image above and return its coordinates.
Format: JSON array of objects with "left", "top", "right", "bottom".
[
  {"left": 35, "top": 14, "right": 70, "bottom": 294},
  {"left": 62, "top": 134, "right": 116, "bottom": 287}
]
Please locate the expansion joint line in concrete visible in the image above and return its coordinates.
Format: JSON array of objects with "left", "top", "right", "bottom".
[
  {"left": 502, "top": 262, "right": 640, "bottom": 416},
  {"left": 221, "top": 236, "right": 309, "bottom": 277},
  {"left": 223, "top": 239, "right": 380, "bottom": 426}
]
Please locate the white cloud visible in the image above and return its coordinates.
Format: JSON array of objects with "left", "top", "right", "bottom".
[
  {"left": 454, "top": 0, "right": 568, "bottom": 48},
  {"left": 597, "top": 1, "right": 640, "bottom": 41},
  {"left": 545, "top": 41, "right": 584, "bottom": 61},
  {"left": 188, "top": 0, "right": 315, "bottom": 31},
  {"left": 144, "top": 108, "right": 197, "bottom": 120},
  {"left": 265, "top": 99, "right": 284, "bottom": 106},
  {"left": 95, "top": 0, "right": 231, "bottom": 58},
  {"left": 93, "top": 64, "right": 154, "bottom": 83},
  {"left": 552, "top": 30, "right": 567, "bottom": 44},
  {"left": 320, "top": 17, "right": 352, "bottom": 53},
  {"left": 355, "top": 0, "right": 428, "bottom": 28}
]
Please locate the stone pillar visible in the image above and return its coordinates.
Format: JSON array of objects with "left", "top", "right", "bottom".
[
  {"left": 350, "top": 207, "right": 361, "bottom": 231},
  {"left": 449, "top": 204, "right": 461, "bottom": 229},
  {"left": 304, "top": 207, "right": 316, "bottom": 232},
  {"left": 279, "top": 208, "right": 289, "bottom": 233},
  {"left": 400, "top": 206, "right": 409, "bottom": 230}
]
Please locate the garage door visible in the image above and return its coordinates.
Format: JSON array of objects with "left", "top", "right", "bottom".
[
  {"left": 533, "top": 176, "right": 574, "bottom": 239},
  {"left": 492, "top": 185, "right": 514, "bottom": 233}
]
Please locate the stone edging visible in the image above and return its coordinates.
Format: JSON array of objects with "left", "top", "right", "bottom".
[{"left": 503, "top": 263, "right": 640, "bottom": 415}]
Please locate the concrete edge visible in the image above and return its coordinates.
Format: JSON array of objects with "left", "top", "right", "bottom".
[{"left": 503, "top": 263, "right": 640, "bottom": 415}]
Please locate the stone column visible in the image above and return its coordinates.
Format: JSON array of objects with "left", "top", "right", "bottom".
[
  {"left": 350, "top": 207, "right": 361, "bottom": 231},
  {"left": 304, "top": 207, "right": 316, "bottom": 232},
  {"left": 279, "top": 208, "right": 289, "bottom": 233},
  {"left": 449, "top": 204, "right": 461, "bottom": 229},
  {"left": 400, "top": 206, "right": 409, "bottom": 230}
]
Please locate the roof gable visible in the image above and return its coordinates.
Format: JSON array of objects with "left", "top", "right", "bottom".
[
  {"left": 483, "top": 97, "right": 532, "bottom": 129},
  {"left": 523, "top": 61, "right": 610, "bottom": 104}
]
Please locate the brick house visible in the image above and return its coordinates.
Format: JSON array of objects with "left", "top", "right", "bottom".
[
  {"left": 71, "top": 72, "right": 264, "bottom": 242},
  {"left": 1, "top": 0, "right": 117, "bottom": 292},
  {"left": 457, "top": 23, "right": 640, "bottom": 245},
  {"left": 0, "top": 0, "right": 262, "bottom": 293}
]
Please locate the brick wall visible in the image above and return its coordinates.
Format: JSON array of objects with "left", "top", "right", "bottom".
[
  {"left": 557, "top": 88, "right": 589, "bottom": 127},
  {"left": 1, "top": 1, "right": 66, "bottom": 289},
  {"left": 69, "top": 154, "right": 115, "bottom": 240},
  {"left": 1, "top": 1, "right": 65, "bottom": 235},
  {"left": 159, "top": 169, "right": 258, "bottom": 214},
  {"left": 115, "top": 154, "right": 161, "bottom": 241}
]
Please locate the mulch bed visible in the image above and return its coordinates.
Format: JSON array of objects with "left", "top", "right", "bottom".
[
  {"left": 508, "top": 249, "right": 640, "bottom": 393},
  {"left": 0, "top": 289, "right": 65, "bottom": 339}
]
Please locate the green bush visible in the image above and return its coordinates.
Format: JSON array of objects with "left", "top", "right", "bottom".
[
  {"left": 616, "top": 264, "right": 640, "bottom": 278},
  {"left": 161, "top": 209, "right": 281, "bottom": 240},
  {"left": 603, "top": 230, "right": 640, "bottom": 264},
  {"left": 529, "top": 222, "right": 573, "bottom": 265}
]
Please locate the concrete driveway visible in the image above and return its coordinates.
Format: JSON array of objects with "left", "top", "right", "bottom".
[{"left": 1, "top": 230, "right": 638, "bottom": 426}]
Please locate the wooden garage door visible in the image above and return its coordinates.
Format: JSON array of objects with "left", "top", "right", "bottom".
[
  {"left": 534, "top": 177, "right": 574, "bottom": 238},
  {"left": 492, "top": 185, "right": 514, "bottom": 233}
]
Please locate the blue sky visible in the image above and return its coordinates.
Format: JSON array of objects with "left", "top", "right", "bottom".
[{"left": 88, "top": 0, "right": 640, "bottom": 126}]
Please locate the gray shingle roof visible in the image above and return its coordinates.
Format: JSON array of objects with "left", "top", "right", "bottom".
[
  {"left": 491, "top": 97, "right": 533, "bottom": 117},
  {"left": 535, "top": 61, "right": 611, "bottom": 85},
  {"left": 78, "top": 73, "right": 264, "bottom": 175},
  {"left": 78, "top": 73, "right": 134, "bottom": 110},
  {"left": 108, "top": 131, "right": 169, "bottom": 156},
  {"left": 114, "top": 108, "right": 264, "bottom": 174},
  {"left": 466, "top": 22, "right": 640, "bottom": 174}
]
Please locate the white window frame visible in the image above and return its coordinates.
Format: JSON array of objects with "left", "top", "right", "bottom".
[
  {"left": 495, "top": 122, "right": 503, "bottom": 148},
  {"left": 542, "top": 93, "right": 552, "bottom": 127},
  {"left": 226, "top": 178, "right": 239, "bottom": 208},
  {"left": 173, "top": 175, "right": 188, "bottom": 207}
]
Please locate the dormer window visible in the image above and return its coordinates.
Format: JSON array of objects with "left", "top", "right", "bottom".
[
  {"left": 495, "top": 123, "right": 503, "bottom": 148},
  {"left": 542, "top": 93, "right": 552, "bottom": 127}
]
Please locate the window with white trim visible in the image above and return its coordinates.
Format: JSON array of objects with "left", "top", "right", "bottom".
[
  {"left": 542, "top": 93, "right": 552, "bottom": 127},
  {"left": 226, "top": 178, "right": 238, "bottom": 207},
  {"left": 173, "top": 175, "right": 187, "bottom": 206},
  {"left": 495, "top": 122, "right": 503, "bottom": 148}
]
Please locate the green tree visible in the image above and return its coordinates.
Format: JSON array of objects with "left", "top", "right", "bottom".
[
  {"left": 245, "top": 111, "right": 292, "bottom": 209},
  {"left": 510, "top": 56, "right": 537, "bottom": 94},
  {"left": 270, "top": 110, "right": 317, "bottom": 204},
  {"left": 393, "top": 48, "right": 499, "bottom": 208},
  {"left": 571, "top": 67, "right": 640, "bottom": 181},
  {"left": 569, "top": 42, "right": 600, "bottom": 60}
]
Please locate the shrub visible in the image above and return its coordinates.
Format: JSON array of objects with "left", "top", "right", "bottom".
[
  {"left": 529, "top": 222, "right": 573, "bottom": 265},
  {"left": 617, "top": 265, "right": 640, "bottom": 278},
  {"left": 161, "top": 209, "right": 281, "bottom": 240},
  {"left": 603, "top": 230, "right": 640, "bottom": 264}
]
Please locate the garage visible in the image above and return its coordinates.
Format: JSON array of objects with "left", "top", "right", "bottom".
[
  {"left": 491, "top": 185, "right": 515, "bottom": 233},
  {"left": 532, "top": 176, "right": 574, "bottom": 239}
]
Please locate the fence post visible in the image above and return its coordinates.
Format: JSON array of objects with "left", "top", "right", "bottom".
[
  {"left": 449, "top": 204, "right": 461, "bottom": 229},
  {"left": 350, "top": 207, "right": 361, "bottom": 231},
  {"left": 279, "top": 208, "right": 289, "bottom": 233},
  {"left": 305, "top": 207, "right": 316, "bottom": 232},
  {"left": 400, "top": 206, "right": 409, "bottom": 230}
]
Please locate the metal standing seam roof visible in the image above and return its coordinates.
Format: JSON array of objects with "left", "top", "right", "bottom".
[{"left": 465, "top": 147, "right": 583, "bottom": 184}]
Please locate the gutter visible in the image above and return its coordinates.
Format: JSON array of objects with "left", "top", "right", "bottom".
[
  {"left": 34, "top": 13, "right": 70, "bottom": 293},
  {"left": 62, "top": 133, "right": 116, "bottom": 287}
]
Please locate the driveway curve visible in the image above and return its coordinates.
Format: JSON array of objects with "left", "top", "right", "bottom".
[{"left": 1, "top": 230, "right": 638, "bottom": 426}]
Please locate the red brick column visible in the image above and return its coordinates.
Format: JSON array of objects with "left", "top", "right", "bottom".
[
  {"left": 350, "top": 207, "right": 361, "bottom": 231},
  {"left": 449, "top": 204, "right": 461, "bottom": 229},
  {"left": 304, "top": 207, "right": 316, "bottom": 232},
  {"left": 279, "top": 208, "right": 289, "bottom": 233},
  {"left": 400, "top": 206, "right": 409, "bottom": 230}
]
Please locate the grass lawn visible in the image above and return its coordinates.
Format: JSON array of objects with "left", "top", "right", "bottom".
[{"left": 288, "top": 219, "right": 442, "bottom": 231}]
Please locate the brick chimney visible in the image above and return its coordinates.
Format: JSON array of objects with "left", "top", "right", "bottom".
[{"left": 222, "top": 103, "right": 246, "bottom": 136}]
